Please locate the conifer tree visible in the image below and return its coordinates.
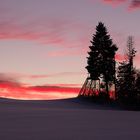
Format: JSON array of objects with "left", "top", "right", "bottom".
[
  {"left": 135, "top": 70, "right": 140, "bottom": 104},
  {"left": 86, "top": 22, "right": 118, "bottom": 95},
  {"left": 117, "top": 36, "right": 136, "bottom": 101}
]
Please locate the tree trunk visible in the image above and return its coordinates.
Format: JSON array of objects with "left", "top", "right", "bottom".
[
  {"left": 98, "top": 79, "right": 101, "bottom": 93},
  {"left": 105, "top": 80, "right": 109, "bottom": 95}
]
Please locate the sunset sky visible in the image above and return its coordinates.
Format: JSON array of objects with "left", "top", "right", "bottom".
[{"left": 0, "top": 0, "right": 140, "bottom": 100}]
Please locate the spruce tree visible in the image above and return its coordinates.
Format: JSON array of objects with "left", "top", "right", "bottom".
[{"left": 86, "top": 22, "right": 118, "bottom": 95}]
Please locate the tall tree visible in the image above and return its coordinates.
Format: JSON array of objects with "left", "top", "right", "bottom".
[
  {"left": 86, "top": 22, "right": 118, "bottom": 95},
  {"left": 117, "top": 36, "right": 136, "bottom": 101}
]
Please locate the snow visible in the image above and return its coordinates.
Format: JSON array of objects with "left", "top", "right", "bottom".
[{"left": 0, "top": 98, "right": 140, "bottom": 140}]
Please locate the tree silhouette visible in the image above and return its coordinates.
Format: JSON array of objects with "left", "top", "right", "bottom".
[
  {"left": 99, "top": 28, "right": 118, "bottom": 95},
  {"left": 117, "top": 36, "right": 136, "bottom": 102},
  {"left": 79, "top": 22, "right": 118, "bottom": 98},
  {"left": 135, "top": 71, "right": 140, "bottom": 104},
  {"left": 117, "top": 61, "right": 131, "bottom": 100},
  {"left": 87, "top": 22, "right": 117, "bottom": 95}
]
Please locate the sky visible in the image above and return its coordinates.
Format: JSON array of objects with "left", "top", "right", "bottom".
[{"left": 0, "top": 0, "right": 140, "bottom": 100}]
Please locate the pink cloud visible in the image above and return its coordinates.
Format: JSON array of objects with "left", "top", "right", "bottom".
[
  {"left": 47, "top": 47, "right": 86, "bottom": 57},
  {"left": 45, "top": 84, "right": 81, "bottom": 88},
  {"left": 129, "top": 0, "right": 140, "bottom": 10},
  {"left": 115, "top": 52, "right": 140, "bottom": 69},
  {"left": 115, "top": 53, "right": 125, "bottom": 61},
  {"left": 0, "top": 72, "right": 82, "bottom": 100},
  {"left": 134, "top": 53, "right": 140, "bottom": 68},
  {"left": 0, "top": 71, "right": 85, "bottom": 88},
  {"left": 0, "top": 17, "right": 89, "bottom": 49},
  {"left": 102, "top": 0, "right": 127, "bottom": 6},
  {"left": 102, "top": 0, "right": 140, "bottom": 10},
  {"left": 45, "top": 72, "right": 84, "bottom": 77},
  {"left": 0, "top": 72, "right": 81, "bottom": 100},
  {"left": 0, "top": 80, "right": 80, "bottom": 100},
  {"left": 28, "top": 86, "right": 80, "bottom": 94},
  {"left": 0, "top": 72, "right": 84, "bottom": 81}
]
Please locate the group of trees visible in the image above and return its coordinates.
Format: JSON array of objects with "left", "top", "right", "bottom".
[
  {"left": 116, "top": 36, "right": 140, "bottom": 105},
  {"left": 79, "top": 22, "right": 140, "bottom": 105}
]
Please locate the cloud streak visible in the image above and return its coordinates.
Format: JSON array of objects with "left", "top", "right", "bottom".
[
  {"left": 0, "top": 81, "right": 80, "bottom": 100},
  {"left": 103, "top": 0, "right": 127, "bottom": 5},
  {"left": 0, "top": 73, "right": 80, "bottom": 100},
  {"left": 0, "top": 15, "right": 88, "bottom": 49},
  {"left": 0, "top": 72, "right": 84, "bottom": 80},
  {"left": 102, "top": 0, "right": 140, "bottom": 10}
]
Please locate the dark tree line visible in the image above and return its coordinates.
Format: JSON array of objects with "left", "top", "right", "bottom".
[
  {"left": 79, "top": 22, "right": 140, "bottom": 106},
  {"left": 117, "top": 36, "right": 140, "bottom": 105}
]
